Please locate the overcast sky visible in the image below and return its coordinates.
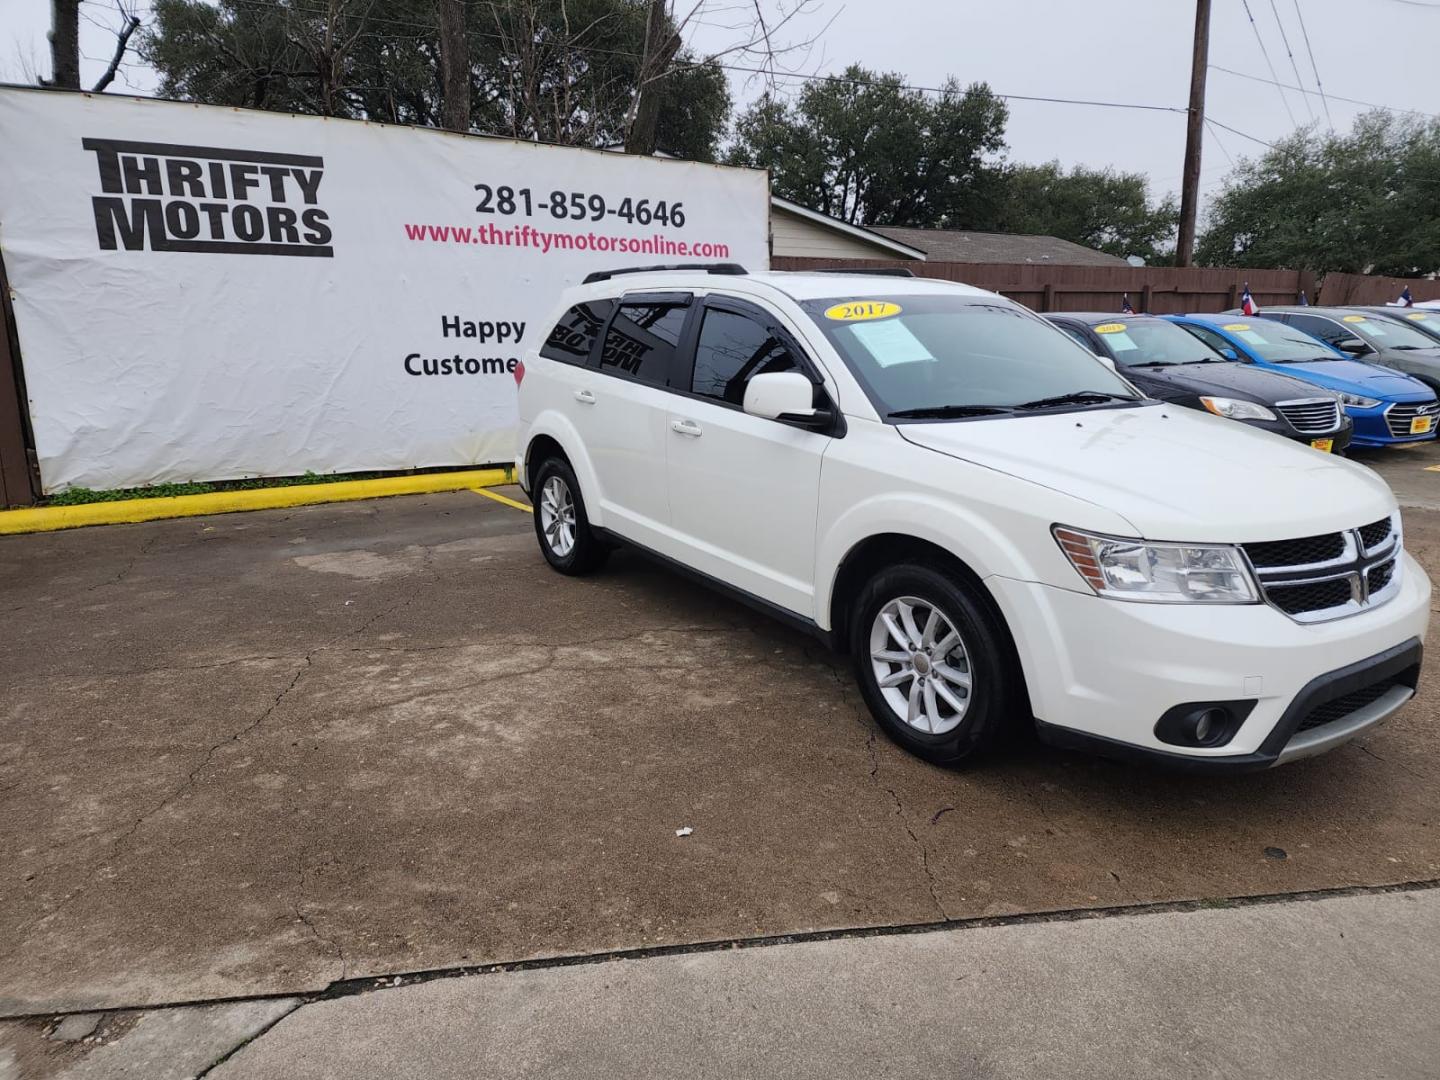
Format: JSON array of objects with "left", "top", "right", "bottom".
[{"left": 3, "top": 0, "right": 1435, "bottom": 213}]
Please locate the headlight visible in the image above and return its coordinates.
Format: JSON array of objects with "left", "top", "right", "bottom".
[
  {"left": 1199, "top": 396, "right": 1277, "bottom": 421},
  {"left": 1337, "top": 392, "right": 1380, "bottom": 409},
  {"left": 1053, "top": 526, "right": 1259, "bottom": 603}
]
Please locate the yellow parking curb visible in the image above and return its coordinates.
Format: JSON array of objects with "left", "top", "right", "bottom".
[{"left": 0, "top": 467, "right": 513, "bottom": 535}]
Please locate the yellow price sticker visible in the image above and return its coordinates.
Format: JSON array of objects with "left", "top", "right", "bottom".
[
  {"left": 1222, "top": 323, "right": 1251, "bottom": 331},
  {"left": 1407, "top": 312, "right": 1429, "bottom": 321},
  {"left": 824, "top": 300, "right": 902, "bottom": 322},
  {"left": 1094, "top": 323, "right": 1127, "bottom": 334},
  {"left": 1343, "top": 315, "right": 1368, "bottom": 323}
]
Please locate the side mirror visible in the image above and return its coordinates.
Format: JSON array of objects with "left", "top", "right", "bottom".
[
  {"left": 1219, "top": 347, "right": 1239, "bottom": 361},
  {"left": 1338, "top": 337, "right": 1371, "bottom": 355},
  {"left": 744, "top": 371, "right": 831, "bottom": 427},
  {"left": 1094, "top": 353, "right": 1117, "bottom": 372}
]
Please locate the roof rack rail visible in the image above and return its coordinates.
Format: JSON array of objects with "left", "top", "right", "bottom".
[
  {"left": 809, "top": 266, "right": 918, "bottom": 278},
  {"left": 582, "top": 262, "right": 749, "bottom": 284}
]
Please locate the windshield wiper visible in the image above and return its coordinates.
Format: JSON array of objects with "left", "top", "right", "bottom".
[
  {"left": 1013, "top": 391, "right": 1137, "bottom": 410},
  {"left": 888, "top": 404, "right": 1013, "bottom": 419}
]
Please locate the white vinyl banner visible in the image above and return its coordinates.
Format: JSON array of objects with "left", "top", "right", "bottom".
[{"left": 0, "top": 88, "right": 770, "bottom": 492}]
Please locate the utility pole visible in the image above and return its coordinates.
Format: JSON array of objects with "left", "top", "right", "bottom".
[{"left": 1176, "top": 0, "right": 1211, "bottom": 266}]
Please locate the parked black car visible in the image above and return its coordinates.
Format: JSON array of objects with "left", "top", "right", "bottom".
[{"left": 1048, "top": 313, "right": 1353, "bottom": 453}]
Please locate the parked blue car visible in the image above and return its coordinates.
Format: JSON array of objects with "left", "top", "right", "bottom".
[{"left": 1165, "top": 313, "right": 1438, "bottom": 447}]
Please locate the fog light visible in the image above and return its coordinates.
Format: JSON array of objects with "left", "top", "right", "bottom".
[{"left": 1155, "top": 701, "right": 1256, "bottom": 749}]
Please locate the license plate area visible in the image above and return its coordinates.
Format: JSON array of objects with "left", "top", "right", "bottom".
[
  {"left": 1411, "top": 416, "right": 1433, "bottom": 435},
  {"left": 1310, "top": 438, "right": 1334, "bottom": 453}
]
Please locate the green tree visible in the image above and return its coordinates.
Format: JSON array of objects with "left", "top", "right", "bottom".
[
  {"left": 993, "top": 162, "right": 1178, "bottom": 263},
  {"left": 1197, "top": 111, "right": 1440, "bottom": 275},
  {"left": 141, "top": 0, "right": 730, "bottom": 155},
  {"left": 727, "top": 65, "right": 1009, "bottom": 227}
]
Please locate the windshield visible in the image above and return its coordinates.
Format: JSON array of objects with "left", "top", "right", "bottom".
[
  {"left": 1343, "top": 314, "right": 1439, "bottom": 349},
  {"left": 1090, "top": 319, "right": 1223, "bottom": 367},
  {"left": 802, "top": 295, "right": 1142, "bottom": 417},
  {"left": 1206, "top": 320, "right": 1338, "bottom": 362},
  {"left": 1381, "top": 312, "right": 1440, "bottom": 344}
]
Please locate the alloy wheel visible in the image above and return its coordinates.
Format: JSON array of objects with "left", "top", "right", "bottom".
[
  {"left": 868, "top": 595, "right": 973, "bottom": 735},
  {"left": 539, "top": 475, "right": 576, "bottom": 558}
]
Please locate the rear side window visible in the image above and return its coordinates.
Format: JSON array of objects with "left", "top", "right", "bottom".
[
  {"left": 690, "top": 308, "right": 801, "bottom": 405},
  {"left": 1286, "top": 314, "right": 1346, "bottom": 345},
  {"left": 540, "top": 299, "right": 615, "bottom": 365},
  {"left": 1056, "top": 324, "right": 1093, "bottom": 350},
  {"left": 1182, "top": 323, "right": 1233, "bottom": 353},
  {"left": 599, "top": 303, "right": 688, "bottom": 384}
]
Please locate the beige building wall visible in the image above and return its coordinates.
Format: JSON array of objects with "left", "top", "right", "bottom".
[{"left": 769, "top": 206, "right": 921, "bottom": 260}]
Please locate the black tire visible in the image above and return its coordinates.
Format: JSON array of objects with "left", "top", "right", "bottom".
[
  {"left": 531, "top": 456, "right": 609, "bottom": 575},
  {"left": 850, "top": 563, "right": 1019, "bottom": 767}
]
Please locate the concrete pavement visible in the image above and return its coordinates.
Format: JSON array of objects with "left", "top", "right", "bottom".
[{"left": 158, "top": 887, "right": 1440, "bottom": 1079}]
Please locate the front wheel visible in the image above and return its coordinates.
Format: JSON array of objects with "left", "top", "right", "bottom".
[
  {"left": 531, "top": 457, "right": 608, "bottom": 575},
  {"left": 851, "top": 564, "right": 1018, "bottom": 767}
]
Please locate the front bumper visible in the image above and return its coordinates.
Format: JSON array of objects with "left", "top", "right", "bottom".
[
  {"left": 988, "top": 552, "right": 1430, "bottom": 770},
  {"left": 1347, "top": 402, "right": 1438, "bottom": 447}
]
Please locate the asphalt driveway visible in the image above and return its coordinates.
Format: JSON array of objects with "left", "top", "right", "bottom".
[{"left": 2, "top": 458, "right": 1439, "bottom": 1016}]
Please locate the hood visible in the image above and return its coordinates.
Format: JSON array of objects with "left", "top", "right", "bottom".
[
  {"left": 1379, "top": 345, "right": 1440, "bottom": 368},
  {"left": 1125, "top": 361, "right": 1320, "bottom": 401},
  {"left": 1269, "top": 358, "right": 1431, "bottom": 399},
  {"left": 899, "top": 403, "right": 1394, "bottom": 543}
]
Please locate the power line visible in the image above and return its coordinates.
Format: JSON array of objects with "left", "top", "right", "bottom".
[
  {"left": 1208, "top": 63, "right": 1438, "bottom": 119},
  {"left": 1238, "top": 0, "right": 1297, "bottom": 126},
  {"left": 214, "top": 0, "right": 1189, "bottom": 114},
  {"left": 1205, "top": 118, "right": 1236, "bottom": 167},
  {"left": 1266, "top": 0, "right": 1313, "bottom": 122},
  {"left": 1290, "top": 0, "right": 1333, "bottom": 128}
]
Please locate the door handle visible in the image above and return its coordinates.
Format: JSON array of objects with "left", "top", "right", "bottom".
[
  {"left": 670, "top": 419, "right": 703, "bottom": 437},
  {"left": 574, "top": 389, "right": 596, "bottom": 405}
]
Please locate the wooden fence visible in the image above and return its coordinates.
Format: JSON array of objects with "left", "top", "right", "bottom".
[
  {"left": 772, "top": 257, "right": 1317, "bottom": 314},
  {"left": 1314, "top": 272, "right": 1440, "bottom": 307}
]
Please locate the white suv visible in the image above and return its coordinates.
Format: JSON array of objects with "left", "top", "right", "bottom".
[{"left": 515, "top": 266, "right": 1429, "bottom": 771}]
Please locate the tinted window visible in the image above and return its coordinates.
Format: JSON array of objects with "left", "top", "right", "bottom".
[
  {"left": 1056, "top": 324, "right": 1093, "bottom": 349},
  {"left": 1179, "top": 323, "right": 1233, "bottom": 354},
  {"left": 540, "top": 299, "right": 614, "bottom": 364},
  {"left": 691, "top": 308, "right": 801, "bottom": 405},
  {"left": 598, "top": 303, "right": 688, "bottom": 384},
  {"left": 1286, "top": 314, "right": 1347, "bottom": 345}
]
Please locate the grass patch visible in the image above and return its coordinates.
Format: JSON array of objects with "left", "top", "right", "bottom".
[{"left": 44, "top": 470, "right": 385, "bottom": 506}]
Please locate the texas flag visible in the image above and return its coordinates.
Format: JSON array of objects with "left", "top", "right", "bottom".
[
  {"left": 1398, "top": 285, "right": 1414, "bottom": 308},
  {"left": 1240, "top": 283, "right": 1259, "bottom": 316},
  {"left": 1121, "top": 293, "right": 1136, "bottom": 315}
]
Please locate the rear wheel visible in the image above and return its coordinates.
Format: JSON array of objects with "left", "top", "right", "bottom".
[
  {"left": 532, "top": 457, "right": 608, "bottom": 575},
  {"left": 851, "top": 563, "right": 1017, "bottom": 766}
]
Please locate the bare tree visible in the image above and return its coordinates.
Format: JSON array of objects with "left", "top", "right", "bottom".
[
  {"left": 623, "top": 0, "right": 828, "bottom": 155},
  {"left": 92, "top": 2, "right": 143, "bottom": 92}
]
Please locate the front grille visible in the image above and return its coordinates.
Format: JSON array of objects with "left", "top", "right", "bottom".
[
  {"left": 1296, "top": 681, "right": 1399, "bottom": 732},
  {"left": 1266, "top": 577, "right": 1353, "bottom": 615},
  {"left": 1244, "top": 514, "right": 1401, "bottom": 622},
  {"left": 1359, "top": 517, "right": 1393, "bottom": 550},
  {"left": 1275, "top": 399, "right": 1341, "bottom": 434},
  {"left": 1368, "top": 558, "right": 1396, "bottom": 593},
  {"left": 1385, "top": 401, "right": 1438, "bottom": 439},
  {"left": 1243, "top": 532, "right": 1345, "bottom": 568}
]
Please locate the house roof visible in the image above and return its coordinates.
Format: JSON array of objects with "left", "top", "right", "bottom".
[
  {"left": 770, "top": 197, "right": 928, "bottom": 260},
  {"left": 869, "top": 226, "right": 1127, "bottom": 266}
]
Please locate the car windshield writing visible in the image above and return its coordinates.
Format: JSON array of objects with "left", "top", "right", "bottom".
[
  {"left": 1094, "top": 320, "right": 1221, "bottom": 366},
  {"left": 803, "top": 296, "right": 1141, "bottom": 415}
]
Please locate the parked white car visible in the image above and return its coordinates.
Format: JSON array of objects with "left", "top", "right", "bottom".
[{"left": 515, "top": 266, "right": 1429, "bottom": 771}]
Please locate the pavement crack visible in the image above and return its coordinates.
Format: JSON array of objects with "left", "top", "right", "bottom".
[{"left": 292, "top": 844, "right": 347, "bottom": 983}]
